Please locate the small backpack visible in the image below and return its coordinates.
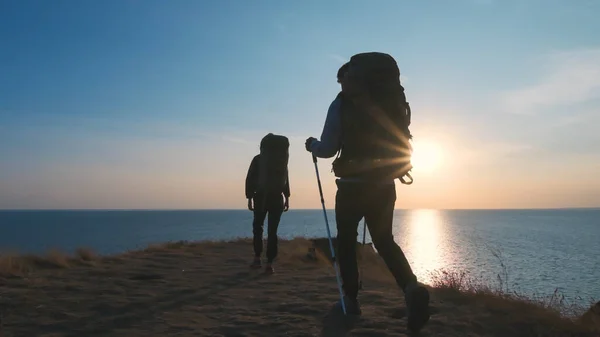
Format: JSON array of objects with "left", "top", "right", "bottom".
[
  {"left": 332, "top": 52, "right": 414, "bottom": 184},
  {"left": 257, "top": 133, "right": 290, "bottom": 195}
]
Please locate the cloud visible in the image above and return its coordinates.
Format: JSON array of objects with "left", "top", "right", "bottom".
[
  {"left": 220, "top": 135, "right": 252, "bottom": 145},
  {"left": 503, "top": 48, "right": 600, "bottom": 114},
  {"left": 101, "top": 119, "right": 258, "bottom": 146},
  {"left": 326, "top": 53, "right": 348, "bottom": 64},
  {"left": 458, "top": 140, "right": 534, "bottom": 164}
]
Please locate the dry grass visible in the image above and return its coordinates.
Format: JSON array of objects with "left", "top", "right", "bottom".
[
  {"left": 0, "top": 255, "right": 31, "bottom": 278},
  {"left": 428, "top": 251, "right": 596, "bottom": 316},
  {"left": 0, "top": 237, "right": 597, "bottom": 337},
  {"left": 44, "top": 249, "right": 70, "bottom": 268},
  {"left": 579, "top": 303, "right": 600, "bottom": 331},
  {"left": 75, "top": 247, "right": 97, "bottom": 262},
  {"left": 428, "top": 264, "right": 600, "bottom": 336},
  {"left": 0, "top": 247, "right": 100, "bottom": 278}
]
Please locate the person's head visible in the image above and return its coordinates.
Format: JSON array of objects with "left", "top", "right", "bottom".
[
  {"left": 337, "top": 62, "right": 350, "bottom": 91},
  {"left": 260, "top": 133, "right": 274, "bottom": 151}
]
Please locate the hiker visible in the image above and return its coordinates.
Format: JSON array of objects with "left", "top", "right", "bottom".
[
  {"left": 245, "top": 133, "right": 290, "bottom": 274},
  {"left": 305, "top": 53, "right": 430, "bottom": 332}
]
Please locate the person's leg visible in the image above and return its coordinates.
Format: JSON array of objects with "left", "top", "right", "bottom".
[
  {"left": 266, "top": 193, "right": 284, "bottom": 266},
  {"left": 363, "top": 183, "right": 417, "bottom": 290},
  {"left": 335, "top": 181, "right": 364, "bottom": 305},
  {"left": 364, "top": 183, "right": 429, "bottom": 332},
  {"left": 251, "top": 195, "right": 267, "bottom": 267}
]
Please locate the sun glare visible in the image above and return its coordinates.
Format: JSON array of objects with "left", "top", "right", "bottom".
[{"left": 410, "top": 140, "right": 443, "bottom": 173}]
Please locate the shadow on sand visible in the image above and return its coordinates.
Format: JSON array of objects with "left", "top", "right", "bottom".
[{"left": 320, "top": 301, "right": 359, "bottom": 337}]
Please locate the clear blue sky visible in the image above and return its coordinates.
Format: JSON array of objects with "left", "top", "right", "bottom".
[{"left": 1, "top": 0, "right": 599, "bottom": 209}]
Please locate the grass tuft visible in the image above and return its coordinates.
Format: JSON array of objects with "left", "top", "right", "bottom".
[{"left": 75, "top": 247, "right": 97, "bottom": 262}]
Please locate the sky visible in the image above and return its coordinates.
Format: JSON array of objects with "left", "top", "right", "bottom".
[{"left": 1, "top": 0, "right": 600, "bottom": 210}]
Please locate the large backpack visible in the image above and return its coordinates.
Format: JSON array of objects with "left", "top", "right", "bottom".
[
  {"left": 332, "top": 52, "right": 414, "bottom": 184},
  {"left": 257, "top": 133, "right": 290, "bottom": 195}
]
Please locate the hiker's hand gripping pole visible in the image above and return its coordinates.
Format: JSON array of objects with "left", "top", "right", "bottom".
[{"left": 312, "top": 154, "right": 347, "bottom": 315}]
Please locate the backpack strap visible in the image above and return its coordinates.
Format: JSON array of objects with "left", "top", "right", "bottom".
[{"left": 331, "top": 92, "right": 345, "bottom": 173}]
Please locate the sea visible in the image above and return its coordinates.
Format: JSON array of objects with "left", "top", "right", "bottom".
[{"left": 1, "top": 209, "right": 599, "bottom": 307}]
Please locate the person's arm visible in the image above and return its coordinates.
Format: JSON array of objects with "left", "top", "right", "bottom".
[
  {"left": 284, "top": 171, "right": 290, "bottom": 199},
  {"left": 283, "top": 170, "right": 290, "bottom": 211},
  {"left": 245, "top": 155, "right": 259, "bottom": 199},
  {"left": 309, "top": 95, "right": 342, "bottom": 158}
]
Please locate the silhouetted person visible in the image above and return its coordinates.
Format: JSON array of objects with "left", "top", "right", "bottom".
[
  {"left": 305, "top": 53, "right": 430, "bottom": 332},
  {"left": 246, "top": 133, "right": 290, "bottom": 274}
]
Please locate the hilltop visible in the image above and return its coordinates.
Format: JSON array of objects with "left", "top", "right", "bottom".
[{"left": 0, "top": 238, "right": 598, "bottom": 336}]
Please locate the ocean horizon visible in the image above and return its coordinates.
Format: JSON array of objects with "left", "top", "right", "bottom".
[{"left": 3, "top": 207, "right": 598, "bottom": 210}]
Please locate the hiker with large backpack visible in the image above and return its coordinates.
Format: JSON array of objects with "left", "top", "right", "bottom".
[
  {"left": 305, "top": 52, "right": 430, "bottom": 332},
  {"left": 245, "top": 133, "right": 290, "bottom": 274}
]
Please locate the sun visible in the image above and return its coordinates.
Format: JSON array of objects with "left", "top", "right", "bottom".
[{"left": 410, "top": 140, "right": 443, "bottom": 173}]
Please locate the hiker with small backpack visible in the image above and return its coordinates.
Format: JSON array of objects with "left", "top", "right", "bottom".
[
  {"left": 245, "top": 133, "right": 290, "bottom": 274},
  {"left": 305, "top": 52, "right": 430, "bottom": 332}
]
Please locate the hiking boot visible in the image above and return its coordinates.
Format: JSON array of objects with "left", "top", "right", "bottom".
[
  {"left": 264, "top": 263, "right": 274, "bottom": 275},
  {"left": 404, "top": 282, "right": 430, "bottom": 332},
  {"left": 250, "top": 257, "right": 262, "bottom": 269},
  {"left": 335, "top": 295, "right": 361, "bottom": 316}
]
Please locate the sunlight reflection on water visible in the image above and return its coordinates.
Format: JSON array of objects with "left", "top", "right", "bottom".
[
  {"left": 363, "top": 209, "right": 455, "bottom": 284},
  {"left": 396, "top": 209, "right": 451, "bottom": 284}
]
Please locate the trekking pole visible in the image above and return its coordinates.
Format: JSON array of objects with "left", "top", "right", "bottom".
[
  {"left": 312, "top": 154, "right": 347, "bottom": 315},
  {"left": 358, "top": 219, "right": 366, "bottom": 290}
]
